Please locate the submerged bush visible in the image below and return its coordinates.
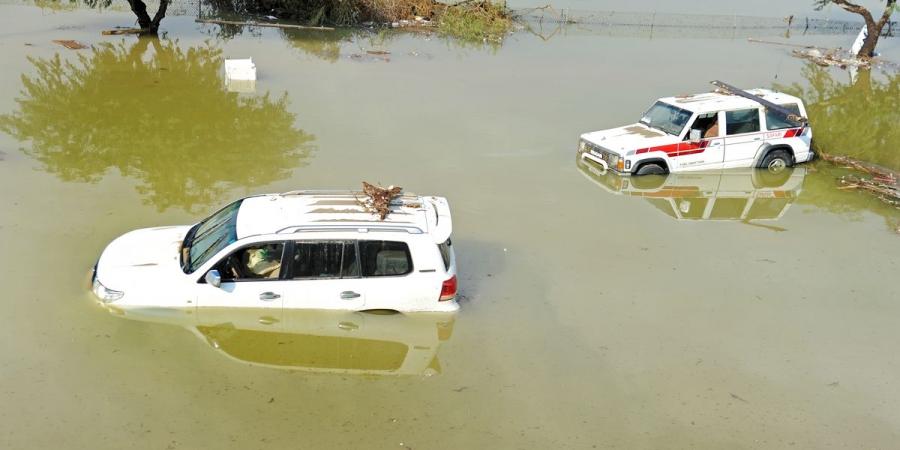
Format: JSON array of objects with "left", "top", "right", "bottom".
[
  {"left": 209, "top": 0, "right": 442, "bottom": 26},
  {"left": 207, "top": 0, "right": 513, "bottom": 42},
  {"left": 438, "top": 1, "right": 512, "bottom": 43}
]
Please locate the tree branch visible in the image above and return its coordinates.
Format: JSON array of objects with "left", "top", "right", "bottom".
[
  {"left": 876, "top": 0, "right": 897, "bottom": 28},
  {"left": 828, "top": 0, "right": 876, "bottom": 24}
]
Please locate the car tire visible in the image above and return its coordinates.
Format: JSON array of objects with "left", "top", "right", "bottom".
[
  {"left": 753, "top": 165, "right": 793, "bottom": 188},
  {"left": 634, "top": 163, "right": 667, "bottom": 176},
  {"left": 759, "top": 149, "right": 794, "bottom": 173}
]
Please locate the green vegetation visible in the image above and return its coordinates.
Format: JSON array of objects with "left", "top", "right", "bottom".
[
  {"left": 209, "top": 0, "right": 513, "bottom": 44},
  {"left": 208, "top": 0, "right": 440, "bottom": 26},
  {"left": 776, "top": 64, "right": 899, "bottom": 171},
  {"left": 438, "top": 1, "right": 513, "bottom": 43}
]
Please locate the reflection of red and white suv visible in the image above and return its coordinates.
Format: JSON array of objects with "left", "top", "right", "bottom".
[{"left": 578, "top": 81, "right": 813, "bottom": 176}]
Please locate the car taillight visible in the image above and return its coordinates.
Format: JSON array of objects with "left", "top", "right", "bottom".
[{"left": 439, "top": 275, "right": 457, "bottom": 301}]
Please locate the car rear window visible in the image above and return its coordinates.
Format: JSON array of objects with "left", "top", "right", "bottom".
[
  {"left": 438, "top": 239, "right": 452, "bottom": 271},
  {"left": 765, "top": 103, "right": 802, "bottom": 130},
  {"left": 359, "top": 241, "right": 413, "bottom": 277}
]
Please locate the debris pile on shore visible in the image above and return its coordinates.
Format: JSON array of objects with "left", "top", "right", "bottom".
[
  {"left": 360, "top": 182, "right": 403, "bottom": 220},
  {"left": 821, "top": 152, "right": 900, "bottom": 209}
]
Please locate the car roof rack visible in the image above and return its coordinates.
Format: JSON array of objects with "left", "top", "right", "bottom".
[
  {"left": 710, "top": 80, "right": 808, "bottom": 125},
  {"left": 276, "top": 224, "right": 425, "bottom": 235}
]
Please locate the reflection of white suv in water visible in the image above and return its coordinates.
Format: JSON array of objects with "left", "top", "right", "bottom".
[
  {"left": 577, "top": 155, "right": 807, "bottom": 222},
  {"left": 92, "top": 190, "right": 458, "bottom": 312},
  {"left": 106, "top": 307, "right": 456, "bottom": 376},
  {"left": 578, "top": 81, "right": 813, "bottom": 175}
]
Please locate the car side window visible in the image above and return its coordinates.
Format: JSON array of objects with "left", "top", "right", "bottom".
[
  {"left": 725, "top": 109, "right": 761, "bottom": 135},
  {"left": 765, "top": 103, "right": 801, "bottom": 130},
  {"left": 292, "top": 241, "right": 358, "bottom": 279},
  {"left": 359, "top": 241, "right": 413, "bottom": 277},
  {"left": 685, "top": 112, "right": 719, "bottom": 140},
  {"left": 217, "top": 242, "right": 284, "bottom": 281}
]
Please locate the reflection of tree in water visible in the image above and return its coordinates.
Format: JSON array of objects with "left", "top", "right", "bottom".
[
  {"left": 776, "top": 65, "right": 900, "bottom": 225},
  {"left": 0, "top": 38, "right": 315, "bottom": 212},
  {"left": 776, "top": 65, "right": 899, "bottom": 170}
]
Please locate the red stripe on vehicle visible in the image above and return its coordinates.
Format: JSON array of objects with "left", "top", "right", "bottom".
[
  {"left": 636, "top": 140, "right": 710, "bottom": 158},
  {"left": 783, "top": 127, "right": 803, "bottom": 138}
]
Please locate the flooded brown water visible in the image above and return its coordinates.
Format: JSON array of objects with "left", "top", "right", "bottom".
[{"left": 1, "top": 3, "right": 899, "bottom": 449}]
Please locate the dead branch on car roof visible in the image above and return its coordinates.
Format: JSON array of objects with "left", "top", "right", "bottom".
[{"left": 360, "top": 182, "right": 403, "bottom": 220}]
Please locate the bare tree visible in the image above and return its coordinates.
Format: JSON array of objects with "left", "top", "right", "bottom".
[{"left": 814, "top": 0, "right": 897, "bottom": 58}]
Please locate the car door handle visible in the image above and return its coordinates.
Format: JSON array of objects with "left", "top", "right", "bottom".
[
  {"left": 259, "top": 291, "right": 281, "bottom": 301},
  {"left": 340, "top": 291, "right": 361, "bottom": 299},
  {"left": 711, "top": 141, "right": 722, "bottom": 146},
  {"left": 338, "top": 321, "right": 359, "bottom": 331},
  {"left": 753, "top": 137, "right": 762, "bottom": 141}
]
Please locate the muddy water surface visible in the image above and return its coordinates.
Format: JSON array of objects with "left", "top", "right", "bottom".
[{"left": 1, "top": 3, "right": 899, "bottom": 449}]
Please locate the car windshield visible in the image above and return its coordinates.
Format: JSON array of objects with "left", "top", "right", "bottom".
[
  {"left": 182, "top": 200, "right": 243, "bottom": 273},
  {"left": 639, "top": 101, "right": 692, "bottom": 136}
]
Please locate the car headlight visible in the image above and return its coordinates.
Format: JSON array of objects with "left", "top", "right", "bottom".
[
  {"left": 579, "top": 140, "right": 587, "bottom": 152},
  {"left": 92, "top": 277, "right": 124, "bottom": 303}
]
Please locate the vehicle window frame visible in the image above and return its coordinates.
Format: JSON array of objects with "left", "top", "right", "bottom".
[
  {"left": 287, "top": 240, "right": 361, "bottom": 281},
  {"left": 358, "top": 240, "right": 415, "bottom": 278},
  {"left": 183, "top": 199, "right": 244, "bottom": 274},
  {"left": 683, "top": 111, "right": 721, "bottom": 140},
  {"left": 208, "top": 240, "right": 289, "bottom": 283},
  {"left": 724, "top": 108, "right": 762, "bottom": 136},
  {"left": 764, "top": 103, "right": 802, "bottom": 131},
  {"left": 639, "top": 101, "right": 693, "bottom": 136}
]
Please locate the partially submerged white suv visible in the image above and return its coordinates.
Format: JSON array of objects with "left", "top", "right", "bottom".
[
  {"left": 578, "top": 81, "right": 813, "bottom": 175},
  {"left": 91, "top": 190, "right": 458, "bottom": 312}
]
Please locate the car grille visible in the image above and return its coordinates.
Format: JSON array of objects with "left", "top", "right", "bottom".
[{"left": 583, "top": 142, "right": 619, "bottom": 165}]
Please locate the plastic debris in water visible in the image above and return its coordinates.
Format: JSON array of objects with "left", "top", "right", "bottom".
[{"left": 224, "top": 58, "right": 256, "bottom": 93}]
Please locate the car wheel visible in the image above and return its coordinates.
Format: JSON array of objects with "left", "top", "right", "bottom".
[
  {"left": 760, "top": 149, "right": 794, "bottom": 173},
  {"left": 753, "top": 165, "right": 793, "bottom": 188},
  {"left": 634, "top": 163, "right": 667, "bottom": 176}
]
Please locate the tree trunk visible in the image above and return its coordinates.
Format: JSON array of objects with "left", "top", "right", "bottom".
[
  {"left": 858, "top": 17, "right": 880, "bottom": 58},
  {"left": 126, "top": 0, "right": 152, "bottom": 29},
  {"left": 830, "top": 0, "right": 896, "bottom": 59},
  {"left": 150, "top": 0, "right": 170, "bottom": 33},
  {"left": 126, "top": 0, "right": 169, "bottom": 34}
]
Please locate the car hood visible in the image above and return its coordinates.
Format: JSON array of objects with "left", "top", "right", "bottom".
[
  {"left": 96, "top": 226, "right": 190, "bottom": 290},
  {"left": 581, "top": 123, "right": 679, "bottom": 155}
]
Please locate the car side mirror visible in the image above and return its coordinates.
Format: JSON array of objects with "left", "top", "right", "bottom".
[
  {"left": 689, "top": 129, "right": 702, "bottom": 141},
  {"left": 205, "top": 269, "right": 221, "bottom": 288}
]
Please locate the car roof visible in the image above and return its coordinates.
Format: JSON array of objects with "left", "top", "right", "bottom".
[
  {"left": 235, "top": 190, "right": 452, "bottom": 243},
  {"left": 659, "top": 88, "right": 802, "bottom": 113}
]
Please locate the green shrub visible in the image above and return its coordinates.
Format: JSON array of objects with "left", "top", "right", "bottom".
[{"left": 438, "top": 1, "right": 512, "bottom": 43}]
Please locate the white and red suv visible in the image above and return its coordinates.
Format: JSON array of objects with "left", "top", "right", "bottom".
[{"left": 578, "top": 81, "right": 813, "bottom": 176}]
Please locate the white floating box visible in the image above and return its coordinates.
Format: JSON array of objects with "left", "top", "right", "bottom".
[{"left": 224, "top": 58, "right": 257, "bottom": 93}]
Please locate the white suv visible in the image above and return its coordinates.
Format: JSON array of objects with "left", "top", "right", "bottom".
[
  {"left": 578, "top": 81, "right": 813, "bottom": 175},
  {"left": 91, "top": 190, "right": 458, "bottom": 312}
]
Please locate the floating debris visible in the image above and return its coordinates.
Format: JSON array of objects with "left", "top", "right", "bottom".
[
  {"left": 101, "top": 28, "right": 145, "bottom": 36},
  {"left": 52, "top": 40, "right": 88, "bottom": 50},
  {"left": 821, "top": 152, "right": 900, "bottom": 209},
  {"left": 792, "top": 47, "right": 871, "bottom": 69}
]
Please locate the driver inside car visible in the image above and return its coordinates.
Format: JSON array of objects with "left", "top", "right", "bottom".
[{"left": 244, "top": 245, "right": 281, "bottom": 279}]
